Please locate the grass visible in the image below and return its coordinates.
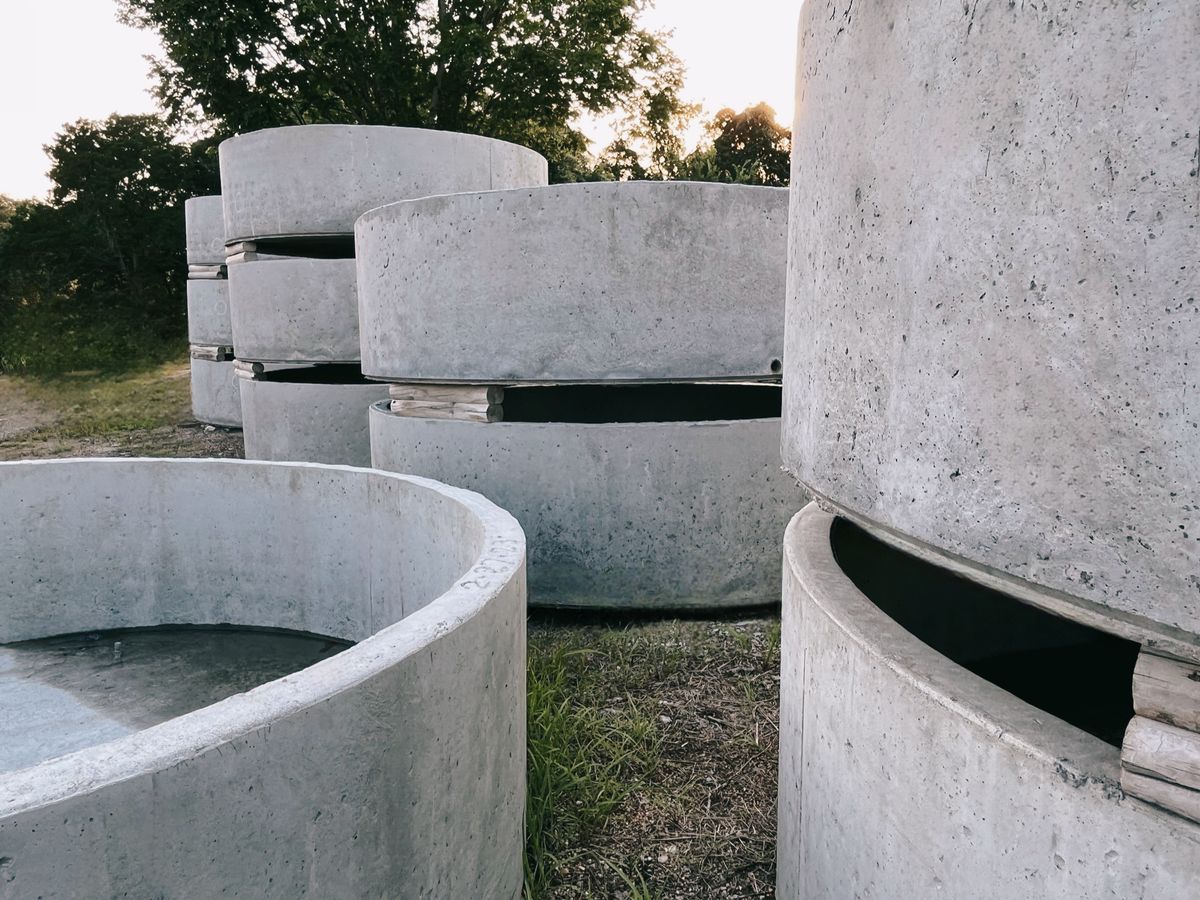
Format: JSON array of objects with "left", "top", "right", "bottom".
[
  {"left": 525, "top": 636, "right": 664, "bottom": 897},
  {"left": 526, "top": 617, "right": 780, "bottom": 898},
  {"left": 0, "top": 357, "right": 208, "bottom": 460}
]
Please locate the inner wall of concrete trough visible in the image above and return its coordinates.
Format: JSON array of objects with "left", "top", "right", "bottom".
[
  {"left": 0, "top": 458, "right": 526, "bottom": 898},
  {"left": 370, "top": 400, "right": 804, "bottom": 608},
  {"left": 229, "top": 256, "right": 359, "bottom": 363},
  {"left": 782, "top": 1, "right": 1200, "bottom": 637},
  {"left": 190, "top": 357, "right": 241, "bottom": 428},
  {"left": 778, "top": 503, "right": 1200, "bottom": 899},
  {"left": 184, "top": 195, "right": 225, "bottom": 266},
  {"left": 220, "top": 124, "right": 549, "bottom": 241},
  {"left": 355, "top": 181, "right": 788, "bottom": 383},
  {"left": 240, "top": 375, "right": 390, "bottom": 466},
  {"left": 186, "top": 278, "right": 232, "bottom": 346}
]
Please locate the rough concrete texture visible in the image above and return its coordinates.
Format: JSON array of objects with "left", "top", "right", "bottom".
[
  {"left": 184, "top": 195, "right": 225, "bottom": 265},
  {"left": 370, "top": 402, "right": 803, "bottom": 608},
  {"left": 241, "top": 376, "right": 389, "bottom": 466},
  {"left": 186, "top": 279, "right": 232, "bottom": 346},
  {"left": 778, "top": 503, "right": 1200, "bottom": 899},
  {"left": 0, "top": 457, "right": 526, "bottom": 899},
  {"left": 189, "top": 357, "right": 241, "bottom": 428},
  {"left": 356, "top": 181, "right": 789, "bottom": 383},
  {"left": 229, "top": 256, "right": 359, "bottom": 362},
  {"left": 220, "top": 125, "right": 548, "bottom": 241},
  {"left": 783, "top": 1, "right": 1200, "bottom": 637}
]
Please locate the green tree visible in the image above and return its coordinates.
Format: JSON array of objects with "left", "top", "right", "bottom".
[
  {"left": 119, "top": 0, "right": 685, "bottom": 182},
  {"left": 0, "top": 115, "right": 218, "bottom": 373},
  {"left": 680, "top": 102, "right": 791, "bottom": 186}
]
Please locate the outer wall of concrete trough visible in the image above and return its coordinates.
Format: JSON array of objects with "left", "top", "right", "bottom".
[
  {"left": 229, "top": 256, "right": 360, "bottom": 362},
  {"left": 777, "top": 503, "right": 1200, "bottom": 898},
  {"left": 190, "top": 357, "right": 241, "bottom": 428},
  {"left": 219, "top": 125, "right": 549, "bottom": 241},
  {"left": 0, "top": 458, "right": 527, "bottom": 899},
  {"left": 186, "top": 279, "right": 232, "bottom": 346},
  {"left": 370, "top": 403, "right": 805, "bottom": 608},
  {"left": 241, "top": 378, "right": 390, "bottom": 466},
  {"left": 356, "top": 181, "right": 789, "bottom": 383},
  {"left": 782, "top": 1, "right": 1200, "bottom": 637},
  {"left": 183, "top": 195, "right": 225, "bottom": 265}
]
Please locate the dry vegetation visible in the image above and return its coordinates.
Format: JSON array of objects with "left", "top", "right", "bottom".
[{"left": 0, "top": 361, "right": 781, "bottom": 898}]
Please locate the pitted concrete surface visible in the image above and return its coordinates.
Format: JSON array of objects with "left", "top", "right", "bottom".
[
  {"left": 783, "top": 0, "right": 1200, "bottom": 635},
  {"left": 0, "top": 458, "right": 527, "bottom": 899},
  {"left": 371, "top": 402, "right": 803, "bottom": 608},
  {"left": 240, "top": 376, "right": 388, "bottom": 465},
  {"left": 229, "top": 256, "right": 359, "bottom": 362},
  {"left": 184, "top": 195, "right": 225, "bottom": 265},
  {"left": 356, "top": 181, "right": 788, "bottom": 383},
  {"left": 189, "top": 357, "right": 241, "bottom": 427},
  {"left": 778, "top": 503, "right": 1200, "bottom": 898},
  {"left": 186, "top": 279, "right": 232, "bottom": 346},
  {"left": 220, "top": 125, "right": 548, "bottom": 241},
  {"left": 0, "top": 628, "right": 346, "bottom": 774}
]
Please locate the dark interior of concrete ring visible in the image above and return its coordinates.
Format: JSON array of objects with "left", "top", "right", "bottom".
[
  {"left": 246, "top": 234, "right": 355, "bottom": 259},
  {"left": 0, "top": 625, "right": 351, "bottom": 773},
  {"left": 258, "top": 363, "right": 374, "bottom": 385},
  {"left": 830, "top": 517, "right": 1138, "bottom": 747},
  {"left": 501, "top": 382, "right": 781, "bottom": 423}
]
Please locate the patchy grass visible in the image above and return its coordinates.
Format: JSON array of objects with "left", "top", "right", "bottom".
[
  {"left": 0, "top": 358, "right": 242, "bottom": 461},
  {"left": 526, "top": 616, "right": 780, "bottom": 899}
]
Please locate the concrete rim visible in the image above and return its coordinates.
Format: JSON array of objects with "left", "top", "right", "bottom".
[
  {"left": 793, "top": 481, "right": 1200, "bottom": 665},
  {"left": 785, "top": 501, "right": 1132, "bottom": 790},
  {"left": 0, "top": 457, "right": 525, "bottom": 817}
]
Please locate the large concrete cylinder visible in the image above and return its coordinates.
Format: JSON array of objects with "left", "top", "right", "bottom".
[
  {"left": 778, "top": 2, "right": 1200, "bottom": 894},
  {"left": 357, "top": 181, "right": 788, "bottom": 383},
  {"left": 189, "top": 356, "right": 241, "bottom": 428},
  {"left": 219, "top": 125, "right": 549, "bottom": 242},
  {"left": 183, "top": 195, "right": 225, "bottom": 266},
  {"left": 0, "top": 458, "right": 526, "bottom": 899},
  {"left": 228, "top": 257, "right": 358, "bottom": 363},
  {"left": 185, "top": 194, "right": 238, "bottom": 427},
  {"left": 782, "top": 0, "right": 1200, "bottom": 641}
]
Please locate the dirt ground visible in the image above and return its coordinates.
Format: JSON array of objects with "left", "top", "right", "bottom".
[{"left": 0, "top": 362, "right": 781, "bottom": 898}]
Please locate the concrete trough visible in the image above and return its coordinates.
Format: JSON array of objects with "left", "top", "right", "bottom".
[
  {"left": 356, "top": 181, "right": 789, "bottom": 383},
  {"left": 783, "top": 0, "right": 1200, "bottom": 639},
  {"left": 370, "top": 384, "right": 803, "bottom": 608},
  {"left": 186, "top": 279, "right": 232, "bottom": 347},
  {"left": 220, "top": 125, "right": 549, "bottom": 242},
  {"left": 240, "top": 365, "right": 389, "bottom": 466},
  {"left": 0, "top": 457, "right": 526, "bottom": 898},
  {"left": 778, "top": 502, "right": 1200, "bottom": 898},
  {"left": 189, "top": 356, "right": 241, "bottom": 428},
  {"left": 229, "top": 256, "right": 359, "bottom": 363}
]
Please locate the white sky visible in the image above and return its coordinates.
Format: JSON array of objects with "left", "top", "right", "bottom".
[{"left": 0, "top": 0, "right": 800, "bottom": 200}]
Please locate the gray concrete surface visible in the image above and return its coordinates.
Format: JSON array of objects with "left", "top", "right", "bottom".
[
  {"left": 0, "top": 458, "right": 526, "bottom": 899},
  {"left": 783, "top": 1, "right": 1200, "bottom": 637},
  {"left": 241, "top": 375, "right": 389, "bottom": 466},
  {"left": 186, "top": 279, "right": 232, "bottom": 346},
  {"left": 220, "top": 125, "right": 548, "bottom": 241},
  {"left": 229, "top": 257, "right": 359, "bottom": 362},
  {"left": 1, "top": 628, "right": 346, "bottom": 774},
  {"left": 778, "top": 503, "right": 1200, "bottom": 899},
  {"left": 356, "top": 181, "right": 789, "bottom": 383},
  {"left": 184, "top": 195, "right": 225, "bottom": 265},
  {"left": 370, "top": 402, "right": 803, "bottom": 608},
  {"left": 189, "top": 356, "right": 241, "bottom": 428}
]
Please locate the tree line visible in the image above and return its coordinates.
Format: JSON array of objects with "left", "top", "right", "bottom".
[{"left": 0, "top": 0, "right": 790, "bottom": 374}]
